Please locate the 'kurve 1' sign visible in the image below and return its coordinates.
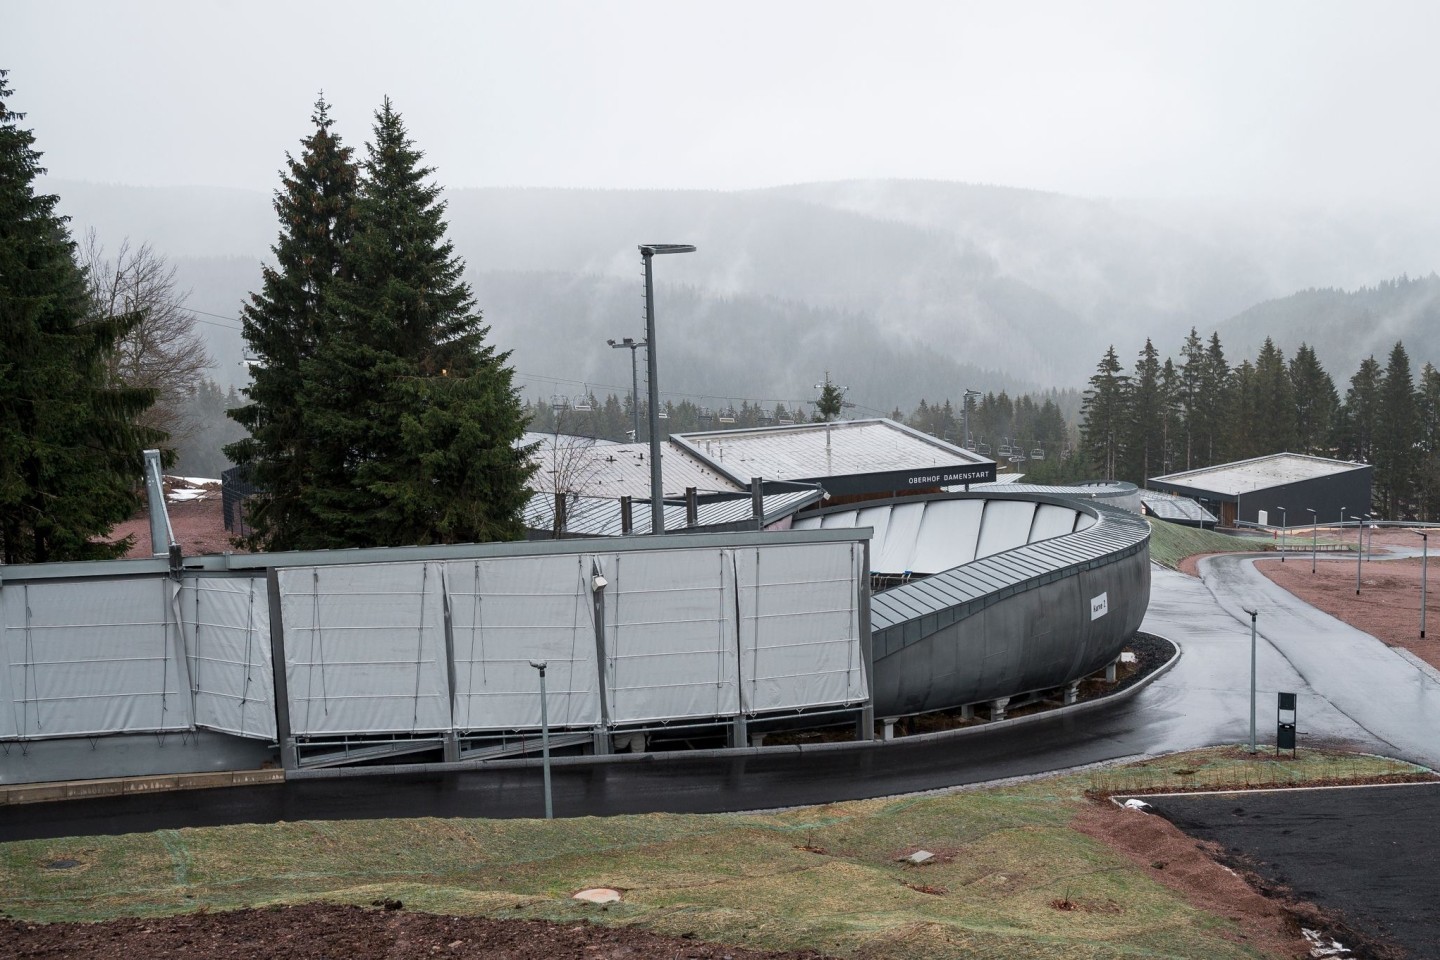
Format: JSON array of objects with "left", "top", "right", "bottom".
[{"left": 1090, "top": 592, "right": 1109, "bottom": 620}]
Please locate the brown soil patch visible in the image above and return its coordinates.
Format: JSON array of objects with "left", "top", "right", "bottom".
[
  {"left": 0, "top": 903, "right": 839, "bottom": 959},
  {"left": 105, "top": 481, "right": 247, "bottom": 558},
  {"left": 1256, "top": 547, "right": 1440, "bottom": 671},
  {"left": 1070, "top": 801, "right": 1333, "bottom": 959}
]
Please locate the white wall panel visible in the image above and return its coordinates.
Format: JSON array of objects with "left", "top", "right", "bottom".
[
  {"left": 181, "top": 577, "right": 275, "bottom": 740},
  {"left": 445, "top": 556, "right": 600, "bottom": 731},
  {"left": 0, "top": 590, "right": 17, "bottom": 740},
  {"left": 1031, "top": 504, "right": 1082, "bottom": 543},
  {"left": 603, "top": 548, "right": 740, "bottom": 724},
  {"left": 735, "top": 542, "right": 867, "bottom": 713},
  {"left": 976, "top": 501, "right": 1038, "bottom": 559},
  {"left": 1, "top": 578, "right": 192, "bottom": 739},
  {"left": 278, "top": 562, "right": 450, "bottom": 737},
  {"left": 910, "top": 499, "right": 984, "bottom": 574}
]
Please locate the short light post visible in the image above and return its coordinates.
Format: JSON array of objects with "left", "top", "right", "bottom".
[
  {"left": 640, "top": 243, "right": 696, "bottom": 535},
  {"left": 1246, "top": 607, "right": 1258, "bottom": 754},
  {"left": 607, "top": 337, "right": 646, "bottom": 441},
  {"left": 529, "top": 659, "right": 553, "bottom": 819},
  {"left": 1306, "top": 508, "right": 1317, "bottom": 574},
  {"left": 1351, "top": 514, "right": 1363, "bottom": 595},
  {"left": 1419, "top": 532, "right": 1430, "bottom": 640},
  {"left": 1277, "top": 506, "right": 1287, "bottom": 562}
]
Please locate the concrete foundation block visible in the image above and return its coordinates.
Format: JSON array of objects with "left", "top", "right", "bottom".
[{"left": 991, "top": 696, "right": 1010, "bottom": 721}]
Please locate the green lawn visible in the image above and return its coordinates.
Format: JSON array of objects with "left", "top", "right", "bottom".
[{"left": 2, "top": 747, "right": 1428, "bottom": 960}]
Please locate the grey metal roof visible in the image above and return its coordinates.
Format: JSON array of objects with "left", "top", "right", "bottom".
[
  {"left": 1150, "top": 453, "right": 1368, "bottom": 496},
  {"left": 527, "top": 438, "right": 744, "bottom": 499},
  {"left": 1141, "top": 494, "right": 1217, "bottom": 523},
  {"left": 869, "top": 494, "right": 1150, "bottom": 633},
  {"left": 523, "top": 489, "right": 822, "bottom": 537},
  {"left": 671, "top": 418, "right": 993, "bottom": 487}
]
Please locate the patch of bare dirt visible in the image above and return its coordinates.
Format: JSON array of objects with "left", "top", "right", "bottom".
[
  {"left": 1071, "top": 802, "right": 1337, "bottom": 960},
  {"left": 104, "top": 481, "right": 247, "bottom": 558},
  {"left": 0, "top": 903, "right": 839, "bottom": 959}
]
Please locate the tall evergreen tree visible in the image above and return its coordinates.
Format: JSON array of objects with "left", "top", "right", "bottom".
[
  {"left": 1416, "top": 363, "right": 1440, "bottom": 521},
  {"left": 0, "top": 71, "right": 162, "bottom": 564},
  {"left": 1250, "top": 338, "right": 1296, "bottom": 454},
  {"left": 1194, "top": 332, "right": 1231, "bottom": 467},
  {"left": 815, "top": 371, "right": 845, "bottom": 422},
  {"left": 295, "top": 97, "right": 534, "bottom": 547},
  {"left": 1177, "top": 327, "right": 1206, "bottom": 470},
  {"left": 1121, "top": 339, "right": 1165, "bottom": 485},
  {"left": 227, "top": 95, "right": 358, "bottom": 550},
  {"left": 1225, "top": 359, "right": 1259, "bottom": 461},
  {"left": 1374, "top": 341, "right": 1418, "bottom": 518},
  {"left": 1080, "top": 346, "right": 1128, "bottom": 480},
  {"left": 1158, "top": 357, "right": 1181, "bottom": 475},
  {"left": 1337, "top": 355, "right": 1382, "bottom": 466},
  {"left": 1288, "top": 343, "right": 1338, "bottom": 456}
]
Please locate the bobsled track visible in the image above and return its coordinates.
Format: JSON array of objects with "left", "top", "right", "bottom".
[{"left": 0, "top": 491, "right": 1149, "bottom": 788}]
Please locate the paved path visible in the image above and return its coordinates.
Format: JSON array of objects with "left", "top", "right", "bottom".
[{"left": 6, "top": 559, "right": 1436, "bottom": 840}]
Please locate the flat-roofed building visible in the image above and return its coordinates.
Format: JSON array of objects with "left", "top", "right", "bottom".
[{"left": 1149, "top": 453, "right": 1372, "bottom": 528}]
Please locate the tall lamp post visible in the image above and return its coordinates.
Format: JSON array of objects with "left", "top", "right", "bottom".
[
  {"left": 1306, "top": 508, "right": 1317, "bottom": 574},
  {"left": 529, "top": 659, "right": 553, "bottom": 819},
  {"left": 962, "top": 388, "right": 981, "bottom": 448},
  {"left": 1277, "top": 506, "right": 1287, "bottom": 562},
  {"left": 640, "top": 243, "right": 696, "bottom": 535},
  {"left": 1245, "top": 607, "right": 1258, "bottom": 753},
  {"left": 1418, "top": 531, "right": 1430, "bottom": 640},
  {"left": 607, "top": 337, "right": 646, "bottom": 441}
]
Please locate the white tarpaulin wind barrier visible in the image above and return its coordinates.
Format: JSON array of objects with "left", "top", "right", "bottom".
[
  {"left": 180, "top": 577, "right": 275, "bottom": 740},
  {"left": 602, "top": 548, "right": 740, "bottom": 724},
  {"left": 445, "top": 556, "right": 600, "bottom": 731},
  {"left": 1, "top": 578, "right": 192, "bottom": 739},
  {"left": 735, "top": 542, "right": 867, "bottom": 713},
  {"left": 278, "top": 562, "right": 450, "bottom": 737}
]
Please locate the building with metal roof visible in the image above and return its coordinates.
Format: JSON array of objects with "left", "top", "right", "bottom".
[
  {"left": 1140, "top": 493, "right": 1217, "bottom": 528},
  {"left": 1149, "top": 453, "right": 1372, "bottom": 528},
  {"left": 524, "top": 488, "right": 822, "bottom": 538},
  {"left": 527, "top": 437, "right": 744, "bottom": 499},
  {"left": 672, "top": 418, "right": 996, "bottom": 497}
]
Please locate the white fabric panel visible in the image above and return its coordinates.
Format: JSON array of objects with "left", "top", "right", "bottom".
[
  {"left": 735, "top": 542, "right": 867, "bottom": 713},
  {"left": 603, "top": 548, "right": 740, "bottom": 724},
  {"left": 789, "top": 516, "right": 822, "bottom": 531},
  {"left": 1075, "top": 512, "right": 1098, "bottom": 531},
  {"left": 1030, "top": 504, "right": 1082, "bottom": 543},
  {"left": 819, "top": 509, "right": 860, "bottom": 529},
  {"left": 976, "top": 500, "right": 1039, "bottom": 558},
  {"left": 910, "top": 499, "right": 983, "bottom": 573},
  {"left": 1, "top": 578, "right": 192, "bottom": 739},
  {"left": 181, "top": 577, "right": 275, "bottom": 740},
  {"left": 445, "top": 555, "right": 600, "bottom": 731},
  {"left": 278, "top": 562, "right": 450, "bottom": 736},
  {"left": 852, "top": 506, "right": 887, "bottom": 567},
  {"left": 873, "top": 502, "right": 924, "bottom": 574},
  {"left": 0, "top": 589, "right": 17, "bottom": 740}
]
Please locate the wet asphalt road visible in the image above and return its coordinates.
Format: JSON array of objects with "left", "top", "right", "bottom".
[
  {"left": 1144, "top": 783, "right": 1440, "bottom": 958},
  {"left": 4, "top": 557, "right": 1436, "bottom": 840}
]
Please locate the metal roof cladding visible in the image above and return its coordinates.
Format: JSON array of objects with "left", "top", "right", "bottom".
[
  {"left": 1151, "top": 452, "right": 1368, "bottom": 497},
  {"left": 526, "top": 437, "right": 743, "bottom": 498},
  {"left": 868, "top": 493, "right": 1150, "bottom": 634},
  {"left": 1141, "top": 494, "right": 1217, "bottom": 523},
  {"left": 523, "top": 489, "right": 822, "bottom": 537},
  {"left": 672, "top": 418, "right": 994, "bottom": 486}
]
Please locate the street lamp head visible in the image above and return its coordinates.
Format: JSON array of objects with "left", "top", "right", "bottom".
[
  {"left": 529, "top": 659, "right": 547, "bottom": 671},
  {"left": 640, "top": 243, "right": 697, "bottom": 256}
]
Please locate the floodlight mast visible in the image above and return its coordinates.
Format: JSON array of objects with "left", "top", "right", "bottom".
[{"left": 641, "top": 244, "right": 696, "bottom": 535}]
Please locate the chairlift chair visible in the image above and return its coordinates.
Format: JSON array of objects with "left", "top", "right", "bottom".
[
  {"left": 1030, "top": 445, "right": 1045, "bottom": 461},
  {"left": 997, "top": 438, "right": 1013, "bottom": 457},
  {"left": 977, "top": 441, "right": 992, "bottom": 455}
]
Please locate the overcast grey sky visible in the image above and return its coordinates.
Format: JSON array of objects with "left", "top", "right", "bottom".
[{"left": 8, "top": 1, "right": 1440, "bottom": 206}]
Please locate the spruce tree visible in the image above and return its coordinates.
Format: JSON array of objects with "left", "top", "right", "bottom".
[
  {"left": 1122, "top": 339, "right": 1164, "bottom": 485},
  {"left": 1198, "top": 333, "right": 1232, "bottom": 466},
  {"left": 296, "top": 97, "right": 534, "bottom": 547},
  {"left": 1177, "top": 327, "right": 1206, "bottom": 469},
  {"left": 0, "top": 71, "right": 162, "bottom": 564},
  {"left": 1337, "top": 356, "right": 1382, "bottom": 465},
  {"left": 1251, "top": 338, "right": 1296, "bottom": 455},
  {"left": 1288, "top": 343, "right": 1338, "bottom": 456},
  {"left": 815, "top": 372, "right": 845, "bottom": 422},
  {"left": 227, "top": 95, "right": 358, "bottom": 550},
  {"left": 1416, "top": 363, "right": 1440, "bottom": 521},
  {"left": 1080, "top": 346, "right": 1128, "bottom": 480},
  {"left": 1374, "top": 341, "right": 1418, "bottom": 517}
]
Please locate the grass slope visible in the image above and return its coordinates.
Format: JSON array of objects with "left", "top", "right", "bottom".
[
  {"left": 2, "top": 748, "right": 1427, "bottom": 960},
  {"left": 1146, "top": 520, "right": 1269, "bottom": 570}
]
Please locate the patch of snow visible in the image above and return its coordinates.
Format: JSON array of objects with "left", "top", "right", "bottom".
[
  {"left": 904, "top": 850, "right": 935, "bottom": 864},
  {"left": 1302, "top": 927, "right": 1351, "bottom": 957},
  {"left": 1122, "top": 798, "right": 1152, "bottom": 812},
  {"left": 167, "top": 489, "right": 208, "bottom": 502},
  {"left": 572, "top": 888, "right": 621, "bottom": 903},
  {"left": 1120, "top": 651, "right": 1137, "bottom": 663}
]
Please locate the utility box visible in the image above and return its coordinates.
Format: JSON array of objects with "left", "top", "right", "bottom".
[{"left": 1276, "top": 692, "right": 1297, "bottom": 755}]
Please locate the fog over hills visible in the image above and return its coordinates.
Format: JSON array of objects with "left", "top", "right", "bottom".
[{"left": 48, "top": 178, "right": 1440, "bottom": 410}]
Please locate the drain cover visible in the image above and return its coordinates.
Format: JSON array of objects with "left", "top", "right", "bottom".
[{"left": 43, "top": 859, "right": 80, "bottom": 870}]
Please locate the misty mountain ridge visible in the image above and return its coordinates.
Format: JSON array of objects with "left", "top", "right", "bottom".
[{"left": 44, "top": 177, "right": 1440, "bottom": 408}]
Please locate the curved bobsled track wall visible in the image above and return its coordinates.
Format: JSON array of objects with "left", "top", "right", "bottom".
[{"left": 794, "top": 492, "right": 1151, "bottom": 717}]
